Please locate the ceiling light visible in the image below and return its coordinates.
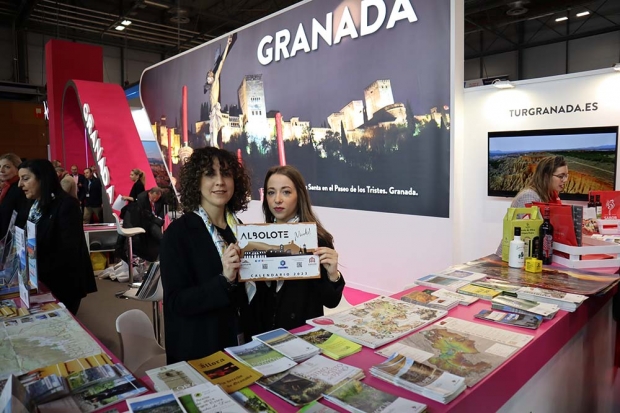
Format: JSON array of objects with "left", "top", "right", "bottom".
[
  {"left": 555, "top": 16, "right": 568, "bottom": 22},
  {"left": 144, "top": 0, "right": 171, "bottom": 9},
  {"left": 576, "top": 11, "right": 590, "bottom": 17},
  {"left": 115, "top": 25, "right": 125, "bottom": 31},
  {"left": 121, "top": 20, "right": 132, "bottom": 26},
  {"left": 614, "top": 63, "right": 620, "bottom": 72},
  {"left": 492, "top": 79, "right": 515, "bottom": 89}
]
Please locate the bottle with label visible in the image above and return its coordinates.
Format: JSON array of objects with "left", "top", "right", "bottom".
[
  {"left": 595, "top": 195, "right": 602, "bottom": 219},
  {"left": 539, "top": 207, "right": 554, "bottom": 265},
  {"left": 587, "top": 194, "right": 595, "bottom": 209},
  {"left": 508, "top": 227, "right": 525, "bottom": 268}
]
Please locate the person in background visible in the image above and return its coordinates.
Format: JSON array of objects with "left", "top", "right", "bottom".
[
  {"left": 70, "top": 165, "right": 88, "bottom": 203},
  {"left": 128, "top": 187, "right": 165, "bottom": 241},
  {"left": 121, "top": 169, "right": 146, "bottom": 203},
  {"left": 0, "top": 153, "right": 29, "bottom": 238},
  {"left": 18, "top": 159, "right": 97, "bottom": 314},
  {"left": 51, "top": 160, "right": 62, "bottom": 168},
  {"left": 495, "top": 155, "right": 567, "bottom": 255},
  {"left": 83, "top": 168, "right": 103, "bottom": 224},
  {"left": 160, "top": 147, "right": 250, "bottom": 363},
  {"left": 242, "top": 165, "right": 344, "bottom": 339},
  {"left": 55, "top": 167, "right": 78, "bottom": 199}
]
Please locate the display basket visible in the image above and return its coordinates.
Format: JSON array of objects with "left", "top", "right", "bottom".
[
  {"left": 553, "top": 235, "right": 620, "bottom": 269},
  {"left": 597, "top": 219, "right": 620, "bottom": 235}
]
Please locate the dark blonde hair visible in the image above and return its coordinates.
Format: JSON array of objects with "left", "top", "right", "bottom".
[
  {"left": 263, "top": 165, "right": 334, "bottom": 247},
  {"left": 179, "top": 147, "right": 251, "bottom": 213},
  {"left": 0, "top": 153, "right": 22, "bottom": 169},
  {"left": 131, "top": 168, "right": 146, "bottom": 185},
  {"left": 528, "top": 155, "right": 567, "bottom": 202}
]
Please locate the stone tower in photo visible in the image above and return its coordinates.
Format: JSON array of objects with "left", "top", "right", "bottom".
[{"left": 364, "top": 79, "right": 395, "bottom": 120}]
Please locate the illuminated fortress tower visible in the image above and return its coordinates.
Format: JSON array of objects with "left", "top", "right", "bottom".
[
  {"left": 238, "top": 74, "right": 269, "bottom": 141},
  {"left": 364, "top": 80, "right": 394, "bottom": 120},
  {"left": 340, "top": 100, "right": 364, "bottom": 130}
]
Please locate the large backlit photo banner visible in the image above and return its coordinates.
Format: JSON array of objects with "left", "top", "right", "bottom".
[{"left": 140, "top": 0, "right": 450, "bottom": 217}]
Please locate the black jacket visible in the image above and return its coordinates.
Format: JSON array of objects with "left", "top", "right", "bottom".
[
  {"left": 72, "top": 174, "right": 88, "bottom": 202},
  {"left": 160, "top": 212, "right": 247, "bottom": 364},
  {"left": 36, "top": 191, "right": 97, "bottom": 305},
  {"left": 128, "top": 191, "right": 164, "bottom": 229},
  {"left": 0, "top": 181, "right": 29, "bottom": 238},
  {"left": 84, "top": 177, "right": 103, "bottom": 207},
  {"left": 129, "top": 181, "right": 145, "bottom": 201},
  {"left": 242, "top": 236, "right": 345, "bottom": 339}
]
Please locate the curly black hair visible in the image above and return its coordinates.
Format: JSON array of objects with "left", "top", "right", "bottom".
[{"left": 179, "top": 147, "right": 251, "bottom": 213}]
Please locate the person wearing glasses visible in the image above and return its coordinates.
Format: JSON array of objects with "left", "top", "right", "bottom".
[{"left": 495, "top": 155, "right": 567, "bottom": 255}]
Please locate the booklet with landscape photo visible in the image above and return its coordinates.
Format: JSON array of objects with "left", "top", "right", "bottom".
[
  {"left": 456, "top": 284, "right": 502, "bottom": 301},
  {"left": 295, "top": 327, "right": 362, "bottom": 360},
  {"left": 66, "top": 365, "right": 118, "bottom": 393},
  {"left": 474, "top": 309, "right": 543, "bottom": 330},
  {"left": 145, "top": 361, "right": 209, "bottom": 392},
  {"left": 414, "top": 275, "right": 470, "bottom": 292},
  {"left": 435, "top": 268, "right": 487, "bottom": 282},
  {"left": 400, "top": 290, "right": 458, "bottom": 310},
  {"left": 515, "top": 287, "right": 587, "bottom": 312},
  {"left": 177, "top": 383, "right": 246, "bottom": 413},
  {"left": 254, "top": 328, "right": 321, "bottom": 362},
  {"left": 230, "top": 387, "right": 277, "bottom": 413},
  {"left": 376, "top": 317, "right": 534, "bottom": 387},
  {"left": 71, "top": 373, "right": 148, "bottom": 412},
  {"left": 307, "top": 296, "right": 447, "bottom": 349},
  {"left": 225, "top": 340, "right": 297, "bottom": 376},
  {"left": 126, "top": 390, "right": 184, "bottom": 413},
  {"left": 424, "top": 288, "right": 479, "bottom": 306},
  {"left": 188, "top": 351, "right": 263, "bottom": 393},
  {"left": 324, "top": 380, "right": 427, "bottom": 413},
  {"left": 491, "top": 296, "right": 559, "bottom": 319}
]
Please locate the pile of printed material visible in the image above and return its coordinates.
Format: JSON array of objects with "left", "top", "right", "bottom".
[
  {"left": 515, "top": 286, "right": 587, "bottom": 312},
  {"left": 324, "top": 380, "right": 427, "bottom": 413},
  {"left": 370, "top": 353, "right": 466, "bottom": 404}
]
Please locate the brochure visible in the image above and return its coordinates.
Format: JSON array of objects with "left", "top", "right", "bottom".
[
  {"left": 515, "top": 286, "right": 587, "bottom": 312},
  {"left": 71, "top": 374, "right": 148, "bottom": 412},
  {"left": 297, "top": 400, "right": 338, "bottom": 412},
  {"left": 177, "top": 383, "right": 247, "bottom": 413},
  {"left": 424, "top": 288, "right": 479, "bottom": 306},
  {"left": 456, "top": 284, "right": 501, "bottom": 301},
  {"left": 225, "top": 340, "right": 297, "bottom": 377},
  {"left": 434, "top": 268, "right": 487, "bottom": 282},
  {"left": 0, "top": 375, "right": 34, "bottom": 413},
  {"left": 295, "top": 327, "right": 362, "bottom": 360},
  {"left": 491, "top": 296, "right": 559, "bottom": 319},
  {"left": 66, "top": 365, "right": 118, "bottom": 393},
  {"left": 307, "top": 296, "right": 447, "bottom": 349},
  {"left": 126, "top": 390, "right": 185, "bottom": 413},
  {"left": 254, "top": 328, "right": 321, "bottom": 362},
  {"left": 15, "top": 227, "right": 29, "bottom": 308},
  {"left": 188, "top": 351, "right": 263, "bottom": 393},
  {"left": 400, "top": 290, "right": 458, "bottom": 310},
  {"left": 26, "top": 221, "right": 37, "bottom": 294},
  {"left": 237, "top": 223, "right": 320, "bottom": 282},
  {"left": 474, "top": 309, "right": 543, "bottom": 330},
  {"left": 324, "top": 380, "right": 427, "bottom": 413},
  {"left": 370, "top": 353, "right": 466, "bottom": 404},
  {"left": 414, "top": 274, "right": 470, "bottom": 292},
  {"left": 24, "top": 374, "right": 69, "bottom": 405},
  {"left": 230, "top": 387, "right": 277, "bottom": 413},
  {"left": 145, "top": 361, "right": 209, "bottom": 392},
  {"left": 376, "top": 317, "right": 534, "bottom": 387},
  {"left": 471, "top": 280, "right": 521, "bottom": 295},
  {"left": 19, "top": 353, "right": 114, "bottom": 383}
]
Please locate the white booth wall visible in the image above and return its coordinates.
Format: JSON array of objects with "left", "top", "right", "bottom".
[{"left": 457, "top": 68, "right": 620, "bottom": 264}]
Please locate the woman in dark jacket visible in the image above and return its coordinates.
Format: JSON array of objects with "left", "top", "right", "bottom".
[
  {"left": 243, "top": 165, "right": 345, "bottom": 339},
  {"left": 160, "top": 147, "right": 251, "bottom": 363},
  {"left": 0, "top": 153, "right": 29, "bottom": 239},
  {"left": 18, "top": 159, "right": 97, "bottom": 314}
]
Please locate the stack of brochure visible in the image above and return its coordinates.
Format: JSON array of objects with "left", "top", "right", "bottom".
[
  {"left": 471, "top": 280, "right": 520, "bottom": 296},
  {"left": 66, "top": 365, "right": 119, "bottom": 393},
  {"left": 225, "top": 340, "right": 297, "bottom": 376},
  {"left": 434, "top": 268, "right": 488, "bottom": 282},
  {"left": 254, "top": 328, "right": 322, "bottom": 362},
  {"left": 474, "top": 309, "right": 543, "bottom": 330},
  {"left": 325, "top": 380, "right": 427, "bottom": 412},
  {"left": 24, "top": 374, "right": 69, "bottom": 405},
  {"left": 370, "top": 353, "right": 466, "bottom": 404},
  {"left": 295, "top": 327, "right": 362, "bottom": 360},
  {"left": 457, "top": 284, "right": 502, "bottom": 300},
  {"left": 425, "top": 288, "right": 479, "bottom": 306},
  {"left": 260, "top": 355, "right": 364, "bottom": 406},
  {"left": 146, "top": 361, "right": 209, "bottom": 392},
  {"left": 400, "top": 290, "right": 459, "bottom": 310},
  {"left": 515, "top": 286, "right": 587, "bottom": 312},
  {"left": 491, "top": 296, "right": 560, "bottom": 319},
  {"left": 414, "top": 274, "right": 470, "bottom": 292}
]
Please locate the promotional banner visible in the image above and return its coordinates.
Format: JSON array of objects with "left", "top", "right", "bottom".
[{"left": 140, "top": 0, "right": 450, "bottom": 217}]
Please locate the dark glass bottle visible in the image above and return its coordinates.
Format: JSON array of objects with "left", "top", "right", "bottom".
[
  {"left": 595, "top": 195, "right": 602, "bottom": 219},
  {"left": 587, "top": 194, "right": 595, "bottom": 209},
  {"left": 539, "top": 207, "right": 554, "bottom": 265}
]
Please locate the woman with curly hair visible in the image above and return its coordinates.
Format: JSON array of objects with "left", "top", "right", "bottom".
[{"left": 160, "top": 147, "right": 251, "bottom": 363}]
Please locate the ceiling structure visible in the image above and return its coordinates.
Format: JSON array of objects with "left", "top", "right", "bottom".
[{"left": 0, "top": 0, "right": 617, "bottom": 72}]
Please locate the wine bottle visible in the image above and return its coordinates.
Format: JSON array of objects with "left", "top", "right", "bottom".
[
  {"left": 539, "top": 207, "right": 554, "bottom": 265},
  {"left": 587, "top": 194, "right": 595, "bottom": 209},
  {"left": 595, "top": 195, "right": 602, "bottom": 219},
  {"left": 508, "top": 227, "right": 525, "bottom": 268}
]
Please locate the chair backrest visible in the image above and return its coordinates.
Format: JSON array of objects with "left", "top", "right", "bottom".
[
  {"left": 115, "top": 309, "right": 165, "bottom": 374},
  {"left": 112, "top": 212, "right": 122, "bottom": 235}
]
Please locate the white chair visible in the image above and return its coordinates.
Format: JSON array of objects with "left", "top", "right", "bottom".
[
  {"left": 324, "top": 295, "right": 353, "bottom": 316},
  {"left": 113, "top": 212, "right": 146, "bottom": 284},
  {"left": 116, "top": 309, "right": 166, "bottom": 377}
]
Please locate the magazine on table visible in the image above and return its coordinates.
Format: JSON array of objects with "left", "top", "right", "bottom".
[
  {"left": 66, "top": 365, "right": 118, "bottom": 393},
  {"left": 253, "top": 328, "right": 321, "bottom": 362},
  {"left": 376, "top": 317, "right": 534, "bottom": 387},
  {"left": 370, "top": 353, "right": 466, "bottom": 404},
  {"left": 262, "top": 354, "right": 364, "bottom": 406},
  {"left": 230, "top": 387, "right": 277, "bottom": 413},
  {"left": 400, "top": 290, "right": 459, "bottom": 310},
  {"left": 177, "top": 383, "right": 247, "bottom": 413},
  {"left": 434, "top": 268, "right": 488, "bottom": 282},
  {"left": 515, "top": 287, "right": 587, "bottom": 312},
  {"left": 471, "top": 280, "right": 521, "bottom": 295},
  {"left": 414, "top": 274, "right": 470, "bottom": 292},
  {"left": 474, "top": 309, "right": 543, "bottom": 330},
  {"left": 24, "top": 374, "right": 70, "bottom": 405},
  {"left": 456, "top": 284, "right": 502, "bottom": 301},
  {"left": 126, "top": 390, "right": 185, "bottom": 413},
  {"left": 145, "top": 361, "right": 209, "bottom": 392},
  {"left": 224, "top": 340, "right": 297, "bottom": 377},
  {"left": 188, "top": 351, "right": 262, "bottom": 393},
  {"left": 295, "top": 327, "right": 362, "bottom": 360},
  {"left": 491, "top": 296, "right": 559, "bottom": 319},
  {"left": 297, "top": 400, "right": 339, "bottom": 412},
  {"left": 307, "top": 296, "right": 447, "bottom": 349},
  {"left": 324, "top": 380, "right": 427, "bottom": 413},
  {"left": 70, "top": 368, "right": 148, "bottom": 412},
  {"left": 423, "top": 288, "right": 479, "bottom": 306}
]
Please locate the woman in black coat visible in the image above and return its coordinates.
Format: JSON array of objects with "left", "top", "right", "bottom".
[
  {"left": 0, "top": 153, "right": 29, "bottom": 240},
  {"left": 243, "top": 165, "right": 345, "bottom": 339},
  {"left": 18, "top": 159, "right": 97, "bottom": 314},
  {"left": 160, "top": 147, "right": 251, "bottom": 364}
]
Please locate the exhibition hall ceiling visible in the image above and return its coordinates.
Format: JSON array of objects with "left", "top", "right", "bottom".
[{"left": 0, "top": 0, "right": 618, "bottom": 59}]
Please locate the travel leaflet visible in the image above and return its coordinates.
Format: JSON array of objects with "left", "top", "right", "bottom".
[
  {"left": 224, "top": 340, "right": 297, "bottom": 377},
  {"left": 188, "top": 351, "right": 263, "bottom": 393},
  {"left": 324, "top": 380, "right": 427, "bottom": 413},
  {"left": 253, "top": 328, "right": 321, "bottom": 362},
  {"left": 295, "top": 327, "right": 362, "bottom": 360},
  {"left": 237, "top": 223, "right": 320, "bottom": 282},
  {"left": 474, "top": 309, "right": 543, "bottom": 330},
  {"left": 177, "top": 383, "right": 247, "bottom": 413},
  {"left": 145, "top": 361, "right": 209, "bottom": 392}
]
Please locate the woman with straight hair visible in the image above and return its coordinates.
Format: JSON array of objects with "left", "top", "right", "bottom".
[
  {"left": 243, "top": 165, "right": 345, "bottom": 339},
  {"left": 0, "top": 153, "right": 29, "bottom": 238},
  {"left": 160, "top": 147, "right": 251, "bottom": 363},
  {"left": 18, "top": 159, "right": 96, "bottom": 314},
  {"left": 121, "top": 169, "right": 146, "bottom": 203}
]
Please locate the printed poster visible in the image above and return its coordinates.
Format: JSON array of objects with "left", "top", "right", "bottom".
[{"left": 14, "top": 227, "right": 29, "bottom": 308}]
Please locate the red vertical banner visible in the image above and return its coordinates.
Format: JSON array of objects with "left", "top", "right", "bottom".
[
  {"left": 46, "top": 40, "right": 103, "bottom": 165},
  {"left": 182, "top": 86, "right": 188, "bottom": 145},
  {"left": 275, "top": 112, "right": 286, "bottom": 166},
  {"left": 167, "top": 129, "right": 173, "bottom": 172}
]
